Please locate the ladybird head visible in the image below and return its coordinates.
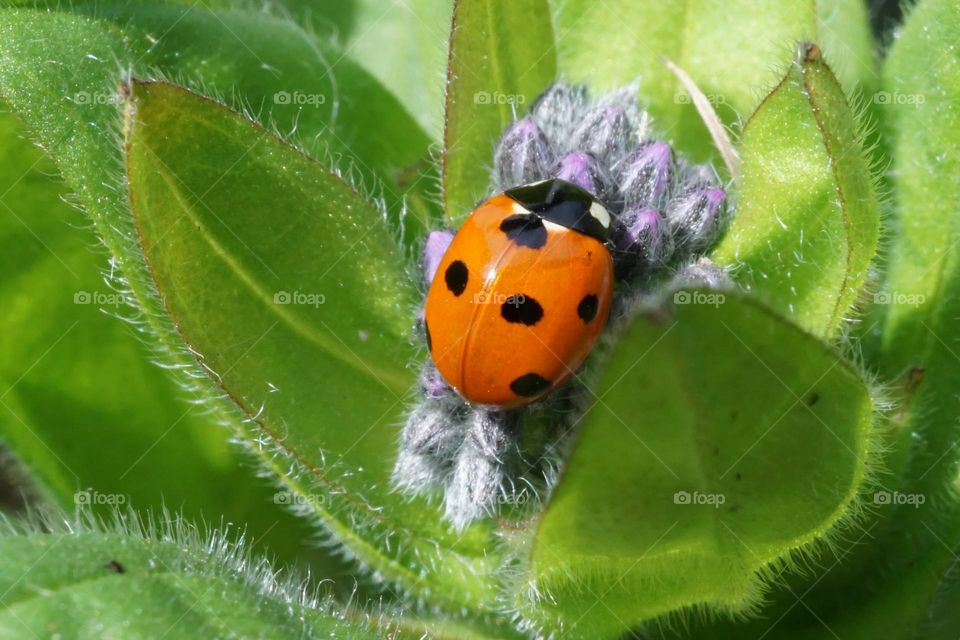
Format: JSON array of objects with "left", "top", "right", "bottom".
[{"left": 503, "top": 178, "right": 612, "bottom": 243}]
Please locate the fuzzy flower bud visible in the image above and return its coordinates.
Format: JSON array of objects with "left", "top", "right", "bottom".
[
  {"left": 570, "top": 102, "right": 633, "bottom": 164},
  {"left": 530, "top": 82, "right": 586, "bottom": 143},
  {"left": 494, "top": 117, "right": 551, "bottom": 189},
  {"left": 445, "top": 452, "right": 501, "bottom": 530},
  {"left": 664, "top": 187, "right": 726, "bottom": 253},
  {"left": 669, "top": 257, "right": 733, "bottom": 291},
  {"left": 553, "top": 151, "right": 610, "bottom": 201},
  {"left": 618, "top": 141, "right": 672, "bottom": 210},
  {"left": 420, "top": 365, "right": 451, "bottom": 400},
  {"left": 391, "top": 450, "right": 437, "bottom": 495},
  {"left": 402, "top": 403, "right": 462, "bottom": 459},
  {"left": 422, "top": 230, "right": 454, "bottom": 284},
  {"left": 444, "top": 410, "right": 512, "bottom": 529},
  {"left": 614, "top": 207, "right": 673, "bottom": 279}
]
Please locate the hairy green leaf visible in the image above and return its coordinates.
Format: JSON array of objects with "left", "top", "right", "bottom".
[
  {"left": 920, "top": 563, "right": 960, "bottom": 640},
  {"left": 0, "top": 516, "right": 382, "bottom": 639},
  {"left": 123, "top": 80, "right": 507, "bottom": 618},
  {"left": 0, "top": 5, "right": 509, "bottom": 624},
  {"left": 759, "top": 3, "right": 960, "bottom": 632},
  {"left": 840, "top": 8, "right": 960, "bottom": 629},
  {"left": 442, "top": 0, "right": 556, "bottom": 224},
  {"left": 650, "top": 5, "right": 960, "bottom": 637},
  {"left": 731, "top": 1, "right": 960, "bottom": 636},
  {"left": 1, "top": 2, "right": 439, "bottom": 244},
  {"left": 0, "top": 109, "right": 317, "bottom": 563},
  {"left": 341, "top": 0, "right": 452, "bottom": 140},
  {"left": 516, "top": 292, "right": 877, "bottom": 638},
  {"left": 551, "top": 0, "right": 875, "bottom": 162},
  {"left": 712, "top": 44, "right": 880, "bottom": 338}
]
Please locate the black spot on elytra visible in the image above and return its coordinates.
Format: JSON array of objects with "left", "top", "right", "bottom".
[
  {"left": 424, "top": 320, "right": 432, "bottom": 351},
  {"left": 807, "top": 393, "right": 820, "bottom": 407},
  {"left": 499, "top": 214, "right": 548, "bottom": 249},
  {"left": 510, "top": 373, "right": 552, "bottom": 398},
  {"left": 445, "top": 260, "right": 468, "bottom": 296},
  {"left": 577, "top": 294, "right": 599, "bottom": 323},
  {"left": 105, "top": 560, "right": 125, "bottom": 574},
  {"left": 501, "top": 295, "right": 543, "bottom": 325}
]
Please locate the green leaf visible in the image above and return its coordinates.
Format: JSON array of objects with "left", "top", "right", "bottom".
[
  {"left": 635, "top": 10, "right": 960, "bottom": 634},
  {"left": 123, "top": 80, "right": 508, "bottom": 619},
  {"left": 0, "top": 108, "right": 318, "bottom": 564},
  {"left": 550, "top": 0, "right": 876, "bottom": 162},
  {"left": 873, "top": 7, "right": 960, "bottom": 380},
  {"left": 4, "top": 2, "right": 440, "bottom": 244},
  {"left": 711, "top": 44, "right": 880, "bottom": 339},
  {"left": 442, "top": 0, "right": 556, "bottom": 224},
  {"left": 340, "top": 0, "right": 452, "bottom": 140},
  {"left": 685, "top": 2, "right": 960, "bottom": 637},
  {"left": 853, "top": 1, "right": 960, "bottom": 609},
  {"left": 0, "top": 6, "right": 508, "bottom": 622},
  {"left": 0, "top": 515, "right": 383, "bottom": 639},
  {"left": 515, "top": 291, "right": 877, "bottom": 638}
]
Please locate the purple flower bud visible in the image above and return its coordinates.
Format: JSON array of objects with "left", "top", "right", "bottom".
[
  {"left": 421, "top": 365, "right": 451, "bottom": 400},
  {"left": 554, "top": 152, "right": 593, "bottom": 190},
  {"left": 571, "top": 101, "right": 634, "bottom": 163},
  {"left": 665, "top": 187, "right": 726, "bottom": 253},
  {"left": 494, "top": 117, "right": 552, "bottom": 189},
  {"left": 616, "top": 208, "right": 661, "bottom": 252},
  {"left": 553, "top": 151, "right": 610, "bottom": 201},
  {"left": 422, "top": 230, "right": 454, "bottom": 284},
  {"left": 614, "top": 207, "right": 674, "bottom": 279},
  {"left": 618, "top": 141, "right": 672, "bottom": 209}
]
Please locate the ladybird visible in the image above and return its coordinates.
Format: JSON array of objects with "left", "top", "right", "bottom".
[{"left": 424, "top": 179, "right": 614, "bottom": 408}]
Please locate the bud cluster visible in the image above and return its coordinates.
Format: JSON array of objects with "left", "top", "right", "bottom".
[{"left": 494, "top": 82, "right": 727, "bottom": 280}]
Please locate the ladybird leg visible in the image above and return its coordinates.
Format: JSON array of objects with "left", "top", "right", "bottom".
[
  {"left": 494, "top": 117, "right": 553, "bottom": 190},
  {"left": 444, "top": 408, "right": 517, "bottom": 530}
]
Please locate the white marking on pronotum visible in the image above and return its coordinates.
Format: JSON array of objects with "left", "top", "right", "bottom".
[
  {"left": 510, "top": 200, "right": 531, "bottom": 215},
  {"left": 543, "top": 220, "right": 566, "bottom": 234},
  {"left": 589, "top": 201, "right": 612, "bottom": 228}
]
